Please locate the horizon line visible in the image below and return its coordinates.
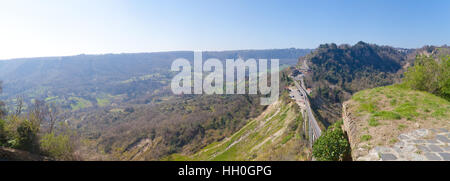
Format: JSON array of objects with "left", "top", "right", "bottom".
[{"left": 1, "top": 42, "right": 444, "bottom": 61}]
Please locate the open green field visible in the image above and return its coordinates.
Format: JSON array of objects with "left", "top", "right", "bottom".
[{"left": 69, "top": 97, "right": 93, "bottom": 111}]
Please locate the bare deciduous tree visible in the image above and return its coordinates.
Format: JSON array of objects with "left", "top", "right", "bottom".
[
  {"left": 0, "top": 81, "right": 5, "bottom": 117},
  {"left": 48, "top": 103, "right": 59, "bottom": 133},
  {"left": 15, "top": 95, "right": 24, "bottom": 116},
  {"left": 29, "top": 99, "right": 48, "bottom": 130}
]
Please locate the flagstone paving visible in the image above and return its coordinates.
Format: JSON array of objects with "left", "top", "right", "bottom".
[{"left": 358, "top": 128, "right": 450, "bottom": 161}]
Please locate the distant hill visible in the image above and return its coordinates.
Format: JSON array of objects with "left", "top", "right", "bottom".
[
  {"left": 0, "top": 49, "right": 311, "bottom": 109},
  {"left": 302, "top": 41, "right": 410, "bottom": 126}
]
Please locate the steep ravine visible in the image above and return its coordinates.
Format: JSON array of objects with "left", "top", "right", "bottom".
[{"left": 163, "top": 99, "right": 311, "bottom": 161}]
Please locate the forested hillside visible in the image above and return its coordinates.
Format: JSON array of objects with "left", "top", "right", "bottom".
[
  {"left": 0, "top": 49, "right": 310, "bottom": 160},
  {"left": 163, "top": 72, "right": 310, "bottom": 161},
  {"left": 78, "top": 94, "right": 266, "bottom": 160},
  {"left": 302, "top": 42, "right": 412, "bottom": 126},
  {"left": 0, "top": 49, "right": 310, "bottom": 109}
]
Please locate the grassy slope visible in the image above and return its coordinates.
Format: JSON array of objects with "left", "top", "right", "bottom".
[
  {"left": 345, "top": 85, "right": 450, "bottom": 149},
  {"left": 163, "top": 100, "right": 310, "bottom": 161}
]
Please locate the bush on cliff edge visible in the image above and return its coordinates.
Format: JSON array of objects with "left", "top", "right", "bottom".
[{"left": 312, "top": 121, "right": 351, "bottom": 161}]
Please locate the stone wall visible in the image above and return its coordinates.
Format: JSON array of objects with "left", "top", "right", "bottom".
[{"left": 342, "top": 102, "right": 365, "bottom": 159}]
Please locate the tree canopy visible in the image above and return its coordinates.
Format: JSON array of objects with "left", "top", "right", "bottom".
[{"left": 403, "top": 55, "right": 450, "bottom": 101}]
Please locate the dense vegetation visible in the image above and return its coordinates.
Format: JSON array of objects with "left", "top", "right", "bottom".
[
  {"left": 303, "top": 41, "right": 411, "bottom": 126},
  {"left": 403, "top": 54, "right": 450, "bottom": 101},
  {"left": 312, "top": 120, "right": 350, "bottom": 161},
  {"left": 0, "top": 83, "right": 77, "bottom": 160}
]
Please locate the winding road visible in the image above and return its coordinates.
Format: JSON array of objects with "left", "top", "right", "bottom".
[{"left": 290, "top": 60, "right": 322, "bottom": 146}]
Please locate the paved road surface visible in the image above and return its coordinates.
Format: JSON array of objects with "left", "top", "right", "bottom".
[{"left": 292, "top": 77, "right": 322, "bottom": 144}]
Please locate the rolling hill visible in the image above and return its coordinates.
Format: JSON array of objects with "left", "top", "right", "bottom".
[{"left": 0, "top": 49, "right": 311, "bottom": 160}]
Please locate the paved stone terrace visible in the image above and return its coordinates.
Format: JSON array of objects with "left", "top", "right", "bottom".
[{"left": 358, "top": 128, "right": 450, "bottom": 161}]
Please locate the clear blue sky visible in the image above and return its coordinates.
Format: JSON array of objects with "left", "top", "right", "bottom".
[{"left": 1, "top": 0, "right": 449, "bottom": 59}]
